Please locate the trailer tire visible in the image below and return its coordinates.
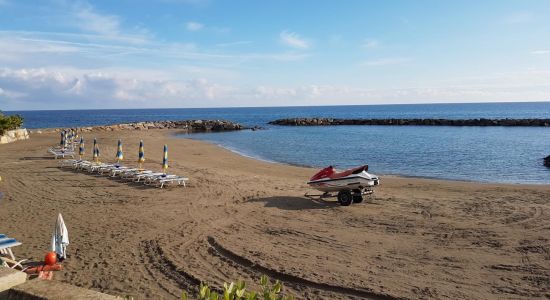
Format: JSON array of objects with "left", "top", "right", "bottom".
[
  {"left": 352, "top": 195, "right": 363, "bottom": 203},
  {"left": 337, "top": 191, "right": 353, "bottom": 206}
]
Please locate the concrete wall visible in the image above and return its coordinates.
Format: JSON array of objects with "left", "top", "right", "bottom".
[
  {"left": 0, "top": 129, "right": 29, "bottom": 144},
  {"left": 0, "top": 268, "right": 119, "bottom": 299}
]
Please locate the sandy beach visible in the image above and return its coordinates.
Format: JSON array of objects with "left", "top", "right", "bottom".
[{"left": 0, "top": 129, "right": 549, "bottom": 299}]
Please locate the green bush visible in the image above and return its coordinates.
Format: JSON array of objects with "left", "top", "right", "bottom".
[
  {"left": 182, "top": 275, "right": 294, "bottom": 300},
  {"left": 0, "top": 111, "right": 24, "bottom": 135}
]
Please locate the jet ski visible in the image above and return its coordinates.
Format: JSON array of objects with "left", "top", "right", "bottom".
[{"left": 307, "top": 165, "right": 379, "bottom": 206}]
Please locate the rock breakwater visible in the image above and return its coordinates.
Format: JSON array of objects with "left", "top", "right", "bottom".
[
  {"left": 33, "top": 120, "right": 246, "bottom": 134},
  {"left": 269, "top": 118, "right": 550, "bottom": 127}
]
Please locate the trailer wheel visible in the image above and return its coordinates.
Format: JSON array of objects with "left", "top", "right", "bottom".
[
  {"left": 337, "top": 191, "right": 353, "bottom": 206},
  {"left": 352, "top": 195, "right": 363, "bottom": 203}
]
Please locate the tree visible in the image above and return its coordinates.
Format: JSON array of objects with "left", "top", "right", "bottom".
[{"left": 0, "top": 111, "right": 24, "bottom": 135}]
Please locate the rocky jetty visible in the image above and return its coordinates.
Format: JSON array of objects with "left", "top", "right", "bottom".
[
  {"left": 269, "top": 118, "right": 550, "bottom": 127},
  {"left": 34, "top": 120, "right": 246, "bottom": 134},
  {"left": 544, "top": 155, "right": 550, "bottom": 168}
]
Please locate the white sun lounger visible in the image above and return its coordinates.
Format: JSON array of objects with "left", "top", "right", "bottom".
[
  {"left": 0, "top": 235, "right": 28, "bottom": 270},
  {"left": 0, "top": 236, "right": 22, "bottom": 260},
  {"left": 111, "top": 167, "right": 138, "bottom": 177},
  {"left": 135, "top": 172, "right": 165, "bottom": 183},
  {"left": 84, "top": 163, "right": 112, "bottom": 173},
  {"left": 59, "top": 159, "right": 88, "bottom": 168},
  {"left": 154, "top": 175, "right": 188, "bottom": 188},
  {"left": 49, "top": 150, "right": 75, "bottom": 159},
  {"left": 121, "top": 169, "right": 152, "bottom": 179},
  {"left": 74, "top": 160, "right": 94, "bottom": 170},
  {"left": 143, "top": 174, "right": 187, "bottom": 187},
  {"left": 97, "top": 164, "right": 125, "bottom": 175}
]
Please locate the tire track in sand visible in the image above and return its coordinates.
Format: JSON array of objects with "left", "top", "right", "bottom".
[{"left": 206, "top": 236, "right": 401, "bottom": 300}]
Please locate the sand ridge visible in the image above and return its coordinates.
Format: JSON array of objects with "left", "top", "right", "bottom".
[{"left": 0, "top": 129, "right": 549, "bottom": 299}]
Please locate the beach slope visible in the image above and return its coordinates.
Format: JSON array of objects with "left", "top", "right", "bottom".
[{"left": 0, "top": 130, "right": 549, "bottom": 299}]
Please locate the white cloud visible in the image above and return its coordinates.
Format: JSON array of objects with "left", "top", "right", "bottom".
[
  {"left": 361, "top": 57, "right": 410, "bottom": 66},
  {"left": 279, "top": 31, "right": 310, "bottom": 49},
  {"left": 73, "top": 3, "right": 121, "bottom": 36},
  {"left": 3, "top": 67, "right": 550, "bottom": 110},
  {"left": 186, "top": 21, "right": 204, "bottom": 31},
  {"left": 362, "top": 39, "right": 379, "bottom": 49},
  {"left": 531, "top": 50, "right": 550, "bottom": 55}
]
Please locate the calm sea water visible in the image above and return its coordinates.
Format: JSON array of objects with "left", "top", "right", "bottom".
[{"left": 8, "top": 102, "right": 550, "bottom": 184}]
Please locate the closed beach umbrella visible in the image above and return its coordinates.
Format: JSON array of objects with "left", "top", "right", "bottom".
[
  {"left": 95, "top": 144, "right": 100, "bottom": 162},
  {"left": 138, "top": 140, "right": 145, "bottom": 169},
  {"left": 60, "top": 131, "right": 65, "bottom": 146},
  {"left": 51, "top": 213, "right": 69, "bottom": 261},
  {"left": 116, "top": 139, "right": 124, "bottom": 163},
  {"left": 78, "top": 137, "right": 85, "bottom": 159},
  {"left": 93, "top": 138, "right": 99, "bottom": 162},
  {"left": 63, "top": 132, "right": 68, "bottom": 149},
  {"left": 162, "top": 144, "right": 168, "bottom": 174}
]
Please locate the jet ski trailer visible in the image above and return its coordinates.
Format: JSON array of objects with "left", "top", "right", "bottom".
[{"left": 306, "top": 165, "right": 380, "bottom": 206}]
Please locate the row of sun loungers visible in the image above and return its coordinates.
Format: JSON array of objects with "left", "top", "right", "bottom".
[{"left": 59, "top": 159, "right": 188, "bottom": 188}]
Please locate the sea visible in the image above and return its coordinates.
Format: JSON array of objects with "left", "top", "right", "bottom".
[{"left": 8, "top": 102, "right": 550, "bottom": 184}]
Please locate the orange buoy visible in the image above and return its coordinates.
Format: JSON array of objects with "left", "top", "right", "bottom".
[{"left": 44, "top": 252, "right": 57, "bottom": 266}]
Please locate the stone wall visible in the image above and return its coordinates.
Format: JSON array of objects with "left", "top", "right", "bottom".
[{"left": 0, "top": 129, "right": 30, "bottom": 144}]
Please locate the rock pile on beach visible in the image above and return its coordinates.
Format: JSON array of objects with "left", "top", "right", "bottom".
[
  {"left": 544, "top": 155, "right": 550, "bottom": 167},
  {"left": 269, "top": 118, "right": 550, "bottom": 127},
  {"left": 41, "top": 120, "right": 245, "bottom": 133}
]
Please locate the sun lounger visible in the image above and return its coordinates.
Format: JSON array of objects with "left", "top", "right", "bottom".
[
  {"left": 0, "top": 237, "right": 22, "bottom": 260},
  {"left": 74, "top": 160, "right": 94, "bottom": 170},
  {"left": 97, "top": 164, "right": 125, "bottom": 175},
  {"left": 1, "top": 256, "right": 29, "bottom": 271},
  {"left": 143, "top": 174, "right": 187, "bottom": 187},
  {"left": 134, "top": 172, "right": 165, "bottom": 183},
  {"left": 59, "top": 159, "right": 87, "bottom": 168},
  {"left": 111, "top": 167, "right": 138, "bottom": 177},
  {"left": 48, "top": 149, "right": 75, "bottom": 159},
  {"left": 154, "top": 175, "right": 188, "bottom": 188},
  {"left": 83, "top": 163, "right": 111, "bottom": 173},
  {"left": 121, "top": 169, "right": 151, "bottom": 179}
]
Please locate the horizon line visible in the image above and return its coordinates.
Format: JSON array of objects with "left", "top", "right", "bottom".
[{"left": 5, "top": 100, "right": 550, "bottom": 112}]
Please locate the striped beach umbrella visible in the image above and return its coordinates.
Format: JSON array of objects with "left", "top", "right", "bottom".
[
  {"left": 116, "top": 140, "right": 124, "bottom": 163},
  {"left": 138, "top": 140, "right": 145, "bottom": 169},
  {"left": 93, "top": 138, "right": 98, "bottom": 162},
  {"left": 60, "top": 131, "right": 65, "bottom": 146},
  {"left": 78, "top": 137, "right": 85, "bottom": 160},
  {"left": 63, "top": 132, "right": 68, "bottom": 149},
  {"left": 162, "top": 144, "right": 168, "bottom": 174},
  {"left": 95, "top": 144, "right": 100, "bottom": 163}
]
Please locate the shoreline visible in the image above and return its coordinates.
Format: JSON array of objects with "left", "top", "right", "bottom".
[
  {"left": 1, "top": 129, "right": 549, "bottom": 299},
  {"left": 178, "top": 132, "right": 549, "bottom": 186}
]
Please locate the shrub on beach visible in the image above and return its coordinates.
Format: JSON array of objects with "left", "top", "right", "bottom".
[
  {"left": 182, "top": 275, "right": 294, "bottom": 300},
  {"left": 0, "top": 111, "right": 24, "bottom": 135}
]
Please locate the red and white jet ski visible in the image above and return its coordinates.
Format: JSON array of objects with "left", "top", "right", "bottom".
[{"left": 307, "top": 165, "right": 379, "bottom": 206}]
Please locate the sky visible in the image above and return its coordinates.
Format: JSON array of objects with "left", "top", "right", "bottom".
[{"left": 0, "top": 0, "right": 550, "bottom": 110}]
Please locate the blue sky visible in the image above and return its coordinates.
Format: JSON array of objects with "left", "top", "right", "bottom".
[{"left": 1, "top": 0, "right": 549, "bottom": 110}]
